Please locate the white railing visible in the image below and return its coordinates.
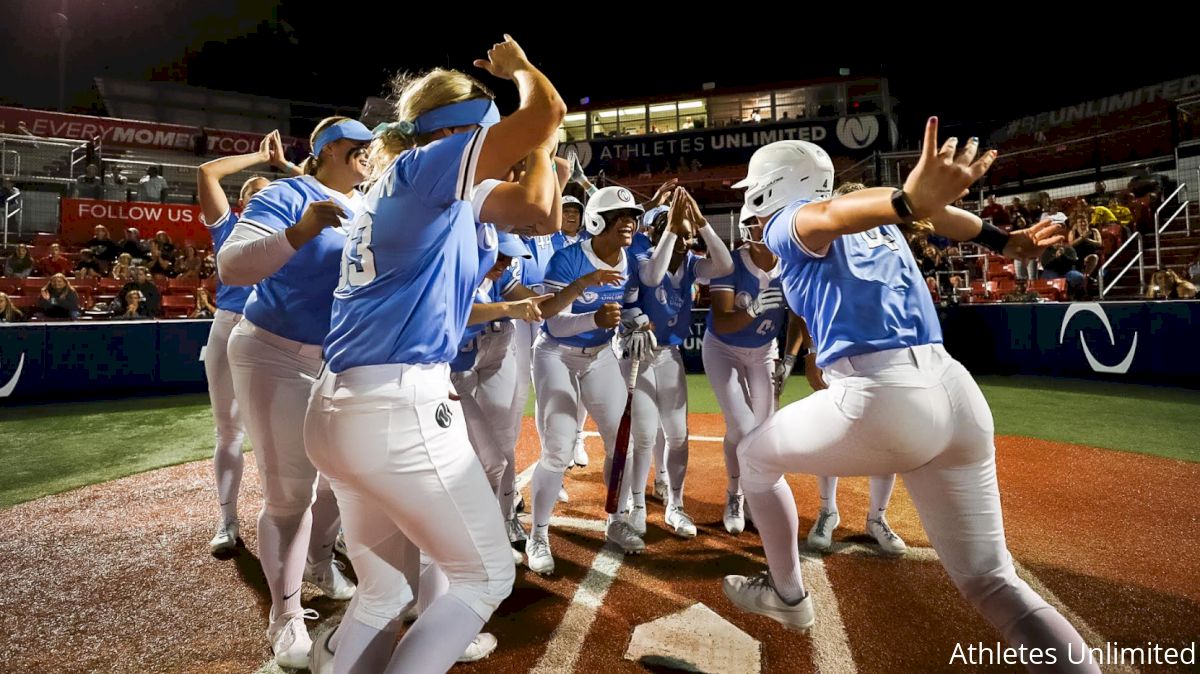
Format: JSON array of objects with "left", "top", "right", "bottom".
[
  {"left": 1099, "top": 232, "right": 1145, "bottom": 299},
  {"left": 3, "top": 191, "right": 21, "bottom": 248},
  {"left": 1, "top": 149, "right": 19, "bottom": 177},
  {"left": 1154, "top": 182, "right": 1190, "bottom": 269}
]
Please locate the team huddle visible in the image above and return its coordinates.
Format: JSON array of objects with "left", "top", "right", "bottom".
[{"left": 195, "top": 35, "right": 1101, "bottom": 674}]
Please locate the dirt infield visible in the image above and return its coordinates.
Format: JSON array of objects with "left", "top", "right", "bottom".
[{"left": 1, "top": 414, "right": 1197, "bottom": 673}]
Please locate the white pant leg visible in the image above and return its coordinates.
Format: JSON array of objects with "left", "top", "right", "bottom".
[
  {"left": 533, "top": 339, "right": 588, "bottom": 474},
  {"left": 228, "top": 321, "right": 324, "bottom": 518},
  {"left": 703, "top": 332, "right": 776, "bottom": 488},
  {"left": 653, "top": 347, "right": 689, "bottom": 505},
  {"left": 305, "top": 363, "right": 514, "bottom": 624},
  {"left": 205, "top": 309, "right": 246, "bottom": 521},
  {"left": 451, "top": 325, "right": 517, "bottom": 495},
  {"left": 577, "top": 346, "right": 629, "bottom": 469}
]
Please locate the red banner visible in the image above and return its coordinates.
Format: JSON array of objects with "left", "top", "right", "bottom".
[
  {"left": 59, "top": 198, "right": 215, "bottom": 248},
  {"left": 0, "top": 106, "right": 306, "bottom": 157}
]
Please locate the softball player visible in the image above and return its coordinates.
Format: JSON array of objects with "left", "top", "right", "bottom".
[
  {"left": 525, "top": 185, "right": 645, "bottom": 575},
  {"left": 769, "top": 179, "right": 908, "bottom": 556},
  {"left": 197, "top": 130, "right": 301, "bottom": 555},
  {"left": 303, "top": 37, "right": 565, "bottom": 674},
  {"left": 622, "top": 187, "right": 732, "bottom": 538},
  {"left": 722, "top": 129, "right": 1098, "bottom": 673},
  {"left": 702, "top": 205, "right": 788, "bottom": 535},
  {"left": 217, "top": 117, "right": 371, "bottom": 667}
]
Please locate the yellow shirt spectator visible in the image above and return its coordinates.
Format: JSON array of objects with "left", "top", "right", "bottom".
[{"left": 1090, "top": 205, "right": 1117, "bottom": 226}]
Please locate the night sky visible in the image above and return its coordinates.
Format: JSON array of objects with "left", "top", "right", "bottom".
[{"left": 1, "top": 1, "right": 1192, "bottom": 144}]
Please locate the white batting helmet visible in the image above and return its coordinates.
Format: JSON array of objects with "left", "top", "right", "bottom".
[
  {"left": 733, "top": 140, "right": 834, "bottom": 218},
  {"left": 583, "top": 186, "right": 644, "bottom": 236}
]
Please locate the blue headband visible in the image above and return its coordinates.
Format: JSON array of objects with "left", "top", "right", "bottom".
[
  {"left": 373, "top": 99, "right": 500, "bottom": 138},
  {"left": 312, "top": 119, "right": 375, "bottom": 157}
]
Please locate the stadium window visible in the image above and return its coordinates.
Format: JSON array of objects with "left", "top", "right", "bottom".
[
  {"left": 649, "top": 103, "right": 679, "bottom": 134},
  {"left": 592, "top": 108, "right": 618, "bottom": 138},
  {"left": 809, "top": 84, "right": 841, "bottom": 118},
  {"left": 773, "top": 88, "right": 808, "bottom": 120},
  {"left": 561, "top": 112, "right": 587, "bottom": 142},
  {"left": 678, "top": 100, "right": 707, "bottom": 129},
  {"left": 618, "top": 105, "right": 648, "bottom": 136},
  {"left": 847, "top": 80, "right": 882, "bottom": 114}
]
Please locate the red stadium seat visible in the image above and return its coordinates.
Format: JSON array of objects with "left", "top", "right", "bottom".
[
  {"left": 0, "top": 279, "right": 20, "bottom": 295},
  {"left": 168, "top": 277, "right": 200, "bottom": 293},
  {"left": 161, "top": 295, "right": 194, "bottom": 318},
  {"left": 32, "top": 233, "right": 59, "bottom": 247},
  {"left": 22, "top": 277, "right": 48, "bottom": 292},
  {"left": 9, "top": 295, "right": 37, "bottom": 310},
  {"left": 98, "top": 278, "right": 124, "bottom": 292}
]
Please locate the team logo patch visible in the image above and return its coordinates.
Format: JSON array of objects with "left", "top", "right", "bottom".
[
  {"left": 655, "top": 286, "right": 669, "bottom": 305},
  {"left": 617, "top": 188, "right": 633, "bottom": 203},
  {"left": 734, "top": 291, "right": 753, "bottom": 310},
  {"left": 581, "top": 290, "right": 599, "bottom": 304},
  {"left": 435, "top": 402, "right": 453, "bottom": 428}
]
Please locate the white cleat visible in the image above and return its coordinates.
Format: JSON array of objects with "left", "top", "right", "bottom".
[
  {"left": 606, "top": 517, "right": 646, "bottom": 555},
  {"left": 866, "top": 516, "right": 908, "bottom": 556},
  {"left": 511, "top": 547, "right": 524, "bottom": 565},
  {"left": 308, "top": 621, "right": 337, "bottom": 674},
  {"left": 209, "top": 520, "right": 240, "bottom": 555},
  {"left": 628, "top": 505, "right": 647, "bottom": 536},
  {"left": 506, "top": 512, "right": 528, "bottom": 544},
  {"left": 558, "top": 488, "right": 569, "bottom": 503},
  {"left": 267, "top": 608, "right": 318, "bottom": 669},
  {"left": 458, "top": 632, "right": 498, "bottom": 663},
  {"left": 525, "top": 535, "right": 555, "bottom": 575},
  {"left": 572, "top": 436, "right": 589, "bottom": 467},
  {"left": 723, "top": 572, "right": 815, "bottom": 632},
  {"left": 333, "top": 530, "right": 348, "bottom": 557},
  {"left": 652, "top": 476, "right": 668, "bottom": 502},
  {"left": 806, "top": 508, "right": 840, "bottom": 552},
  {"left": 723, "top": 492, "right": 745, "bottom": 535},
  {"left": 513, "top": 491, "right": 525, "bottom": 513},
  {"left": 665, "top": 505, "right": 697, "bottom": 538},
  {"left": 304, "top": 559, "right": 357, "bottom": 601}
]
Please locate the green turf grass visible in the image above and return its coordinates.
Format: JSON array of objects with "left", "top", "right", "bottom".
[{"left": 3, "top": 375, "right": 1198, "bottom": 509}]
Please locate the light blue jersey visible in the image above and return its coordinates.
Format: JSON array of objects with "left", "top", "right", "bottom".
[
  {"left": 630, "top": 250, "right": 699, "bottom": 348},
  {"left": 522, "top": 234, "right": 557, "bottom": 292},
  {"left": 704, "top": 247, "right": 787, "bottom": 348},
  {"left": 763, "top": 198, "right": 942, "bottom": 368},
  {"left": 541, "top": 239, "right": 633, "bottom": 348},
  {"left": 236, "top": 176, "right": 362, "bottom": 345},
  {"left": 450, "top": 262, "right": 521, "bottom": 372},
  {"left": 205, "top": 209, "right": 252, "bottom": 313},
  {"left": 549, "top": 229, "right": 589, "bottom": 256},
  {"left": 324, "top": 127, "right": 490, "bottom": 372}
]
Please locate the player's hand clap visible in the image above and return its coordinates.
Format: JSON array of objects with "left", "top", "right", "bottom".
[
  {"left": 595, "top": 302, "right": 622, "bottom": 329},
  {"left": 903, "top": 118, "right": 997, "bottom": 220}
]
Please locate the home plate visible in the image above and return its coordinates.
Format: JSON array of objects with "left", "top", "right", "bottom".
[{"left": 624, "top": 602, "right": 761, "bottom": 673}]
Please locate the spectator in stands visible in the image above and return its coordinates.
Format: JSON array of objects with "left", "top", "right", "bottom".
[
  {"left": 114, "top": 289, "right": 149, "bottom": 320},
  {"left": 117, "top": 226, "right": 148, "bottom": 260},
  {"left": 1090, "top": 203, "right": 1117, "bottom": 229},
  {"left": 76, "top": 163, "right": 103, "bottom": 199},
  {"left": 1068, "top": 213, "right": 1102, "bottom": 272},
  {"left": 145, "top": 241, "right": 174, "bottom": 280},
  {"left": 200, "top": 252, "right": 216, "bottom": 279},
  {"left": 152, "top": 230, "right": 177, "bottom": 261},
  {"left": 106, "top": 165, "right": 128, "bottom": 187},
  {"left": 1088, "top": 181, "right": 1109, "bottom": 206},
  {"left": 85, "top": 224, "right": 120, "bottom": 271},
  {"left": 1188, "top": 248, "right": 1200, "bottom": 283},
  {"left": 113, "top": 266, "right": 161, "bottom": 317},
  {"left": 15, "top": 121, "right": 39, "bottom": 147},
  {"left": 1003, "top": 279, "right": 1040, "bottom": 303},
  {"left": 0, "top": 177, "right": 18, "bottom": 203},
  {"left": 0, "top": 292, "right": 23, "bottom": 322},
  {"left": 1040, "top": 242, "right": 1085, "bottom": 297},
  {"left": 190, "top": 286, "right": 217, "bottom": 319},
  {"left": 4, "top": 243, "right": 34, "bottom": 278},
  {"left": 74, "top": 249, "right": 103, "bottom": 280},
  {"left": 1146, "top": 269, "right": 1198, "bottom": 300},
  {"left": 174, "top": 244, "right": 202, "bottom": 279},
  {"left": 1010, "top": 197, "right": 1030, "bottom": 222},
  {"left": 137, "top": 167, "right": 169, "bottom": 203},
  {"left": 38, "top": 273, "right": 80, "bottom": 319},
  {"left": 111, "top": 252, "right": 134, "bottom": 281},
  {"left": 37, "top": 243, "right": 73, "bottom": 276},
  {"left": 980, "top": 195, "right": 1011, "bottom": 228}
]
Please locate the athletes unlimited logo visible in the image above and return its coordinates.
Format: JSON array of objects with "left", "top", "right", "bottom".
[
  {"left": 836, "top": 116, "right": 880, "bottom": 150},
  {"left": 1058, "top": 303, "right": 1138, "bottom": 374},
  {"left": 435, "top": 402, "right": 453, "bottom": 429}
]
